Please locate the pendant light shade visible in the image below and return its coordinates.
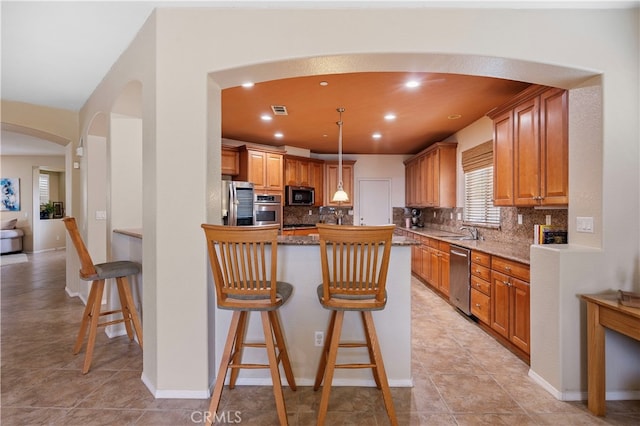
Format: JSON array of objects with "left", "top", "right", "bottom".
[{"left": 332, "top": 107, "right": 349, "bottom": 203}]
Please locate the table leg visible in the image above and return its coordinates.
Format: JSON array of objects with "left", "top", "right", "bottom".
[{"left": 586, "top": 301, "right": 606, "bottom": 416}]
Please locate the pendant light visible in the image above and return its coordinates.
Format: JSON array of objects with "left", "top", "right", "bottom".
[{"left": 332, "top": 107, "right": 349, "bottom": 203}]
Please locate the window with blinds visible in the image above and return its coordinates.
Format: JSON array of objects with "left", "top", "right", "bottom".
[
  {"left": 462, "top": 141, "right": 500, "bottom": 226},
  {"left": 39, "top": 174, "right": 50, "bottom": 205}
]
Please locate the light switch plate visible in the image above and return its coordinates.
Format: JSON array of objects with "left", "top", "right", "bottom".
[
  {"left": 95, "top": 210, "right": 107, "bottom": 220},
  {"left": 517, "top": 214, "right": 523, "bottom": 225},
  {"left": 576, "top": 216, "right": 594, "bottom": 233}
]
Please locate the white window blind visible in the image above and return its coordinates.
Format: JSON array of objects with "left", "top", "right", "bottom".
[
  {"left": 39, "top": 174, "right": 50, "bottom": 205},
  {"left": 464, "top": 166, "right": 500, "bottom": 226}
]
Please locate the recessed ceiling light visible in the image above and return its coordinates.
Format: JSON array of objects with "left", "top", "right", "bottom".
[
  {"left": 274, "top": 132, "right": 283, "bottom": 139},
  {"left": 319, "top": 81, "right": 329, "bottom": 86},
  {"left": 405, "top": 80, "right": 420, "bottom": 88},
  {"left": 372, "top": 133, "right": 382, "bottom": 139},
  {"left": 241, "top": 82, "right": 254, "bottom": 88},
  {"left": 260, "top": 114, "right": 272, "bottom": 121},
  {"left": 384, "top": 113, "right": 396, "bottom": 120},
  {"left": 448, "top": 114, "right": 462, "bottom": 120}
]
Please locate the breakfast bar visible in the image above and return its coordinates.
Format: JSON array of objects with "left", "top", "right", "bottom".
[{"left": 212, "top": 234, "right": 417, "bottom": 387}]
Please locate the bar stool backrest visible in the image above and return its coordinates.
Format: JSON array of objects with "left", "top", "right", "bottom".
[
  {"left": 62, "top": 217, "right": 98, "bottom": 280},
  {"left": 316, "top": 224, "right": 395, "bottom": 310},
  {"left": 201, "top": 224, "right": 281, "bottom": 309}
]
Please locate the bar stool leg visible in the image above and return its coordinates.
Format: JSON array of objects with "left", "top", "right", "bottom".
[
  {"left": 115, "top": 278, "right": 135, "bottom": 341},
  {"left": 362, "top": 311, "right": 397, "bottom": 426},
  {"left": 316, "top": 311, "right": 344, "bottom": 426},
  {"left": 261, "top": 311, "right": 287, "bottom": 426},
  {"left": 206, "top": 311, "right": 241, "bottom": 426},
  {"left": 82, "top": 279, "right": 106, "bottom": 374},
  {"left": 313, "top": 311, "right": 337, "bottom": 391},
  {"left": 74, "top": 279, "right": 100, "bottom": 354},
  {"left": 228, "top": 311, "right": 249, "bottom": 389},
  {"left": 269, "top": 310, "right": 297, "bottom": 390},
  {"left": 361, "top": 311, "right": 382, "bottom": 389},
  {"left": 119, "top": 277, "right": 143, "bottom": 349}
]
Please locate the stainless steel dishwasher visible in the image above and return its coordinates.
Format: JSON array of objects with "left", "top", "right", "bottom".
[{"left": 449, "top": 245, "right": 471, "bottom": 315}]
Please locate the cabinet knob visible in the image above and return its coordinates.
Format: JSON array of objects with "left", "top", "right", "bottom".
[
  {"left": 475, "top": 303, "right": 481, "bottom": 307},
  {"left": 503, "top": 280, "right": 510, "bottom": 286},
  {"left": 505, "top": 266, "right": 511, "bottom": 271}
]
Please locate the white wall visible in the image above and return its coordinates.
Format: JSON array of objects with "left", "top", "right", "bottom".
[{"left": 79, "top": 6, "right": 639, "bottom": 398}]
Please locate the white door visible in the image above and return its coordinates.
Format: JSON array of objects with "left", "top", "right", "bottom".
[{"left": 358, "top": 179, "right": 391, "bottom": 226}]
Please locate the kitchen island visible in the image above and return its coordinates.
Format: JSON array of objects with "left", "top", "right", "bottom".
[
  {"left": 212, "top": 234, "right": 417, "bottom": 387},
  {"left": 111, "top": 229, "right": 417, "bottom": 387}
]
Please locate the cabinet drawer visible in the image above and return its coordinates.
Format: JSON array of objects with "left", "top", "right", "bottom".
[
  {"left": 428, "top": 237, "right": 440, "bottom": 249},
  {"left": 471, "top": 250, "right": 491, "bottom": 267},
  {"left": 492, "top": 256, "right": 530, "bottom": 282},
  {"left": 471, "top": 263, "right": 491, "bottom": 281},
  {"left": 471, "top": 275, "right": 491, "bottom": 296},
  {"left": 471, "top": 289, "right": 490, "bottom": 324},
  {"left": 438, "top": 241, "right": 450, "bottom": 252}
]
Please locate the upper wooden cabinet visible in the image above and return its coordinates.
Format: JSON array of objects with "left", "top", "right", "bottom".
[
  {"left": 404, "top": 142, "right": 457, "bottom": 208},
  {"left": 324, "top": 160, "right": 355, "bottom": 206},
  {"left": 284, "top": 155, "right": 325, "bottom": 206},
  {"left": 488, "top": 86, "right": 568, "bottom": 207},
  {"left": 221, "top": 145, "right": 240, "bottom": 176},
  {"left": 237, "top": 146, "right": 284, "bottom": 194}
]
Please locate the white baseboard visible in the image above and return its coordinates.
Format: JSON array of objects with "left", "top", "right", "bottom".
[
  {"left": 141, "top": 372, "right": 210, "bottom": 399},
  {"left": 528, "top": 369, "right": 640, "bottom": 401}
]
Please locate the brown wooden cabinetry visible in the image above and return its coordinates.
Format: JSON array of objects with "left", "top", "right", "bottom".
[
  {"left": 490, "top": 256, "right": 530, "bottom": 355},
  {"left": 324, "top": 160, "right": 355, "bottom": 206},
  {"left": 284, "top": 155, "right": 324, "bottom": 206},
  {"left": 221, "top": 145, "right": 240, "bottom": 176},
  {"left": 237, "top": 146, "right": 284, "bottom": 194},
  {"left": 411, "top": 234, "right": 450, "bottom": 297},
  {"left": 489, "top": 85, "right": 568, "bottom": 207},
  {"left": 281, "top": 227, "right": 317, "bottom": 236},
  {"left": 470, "top": 250, "right": 491, "bottom": 324},
  {"left": 404, "top": 142, "right": 457, "bottom": 208}
]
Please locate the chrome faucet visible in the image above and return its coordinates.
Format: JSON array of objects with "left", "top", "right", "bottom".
[{"left": 460, "top": 226, "right": 479, "bottom": 240}]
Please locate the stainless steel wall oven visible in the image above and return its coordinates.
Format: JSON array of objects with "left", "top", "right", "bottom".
[{"left": 254, "top": 193, "right": 282, "bottom": 228}]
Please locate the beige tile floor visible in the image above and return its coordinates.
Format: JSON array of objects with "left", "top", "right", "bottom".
[{"left": 1, "top": 249, "right": 638, "bottom": 425}]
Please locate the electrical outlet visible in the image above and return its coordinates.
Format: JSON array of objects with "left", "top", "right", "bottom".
[
  {"left": 314, "top": 331, "right": 324, "bottom": 347},
  {"left": 546, "top": 215, "right": 552, "bottom": 225},
  {"left": 309, "top": 209, "right": 312, "bottom": 215},
  {"left": 457, "top": 212, "right": 462, "bottom": 220},
  {"left": 433, "top": 211, "right": 436, "bottom": 218}
]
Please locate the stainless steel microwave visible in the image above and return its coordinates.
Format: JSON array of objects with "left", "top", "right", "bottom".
[{"left": 285, "top": 185, "right": 314, "bottom": 206}]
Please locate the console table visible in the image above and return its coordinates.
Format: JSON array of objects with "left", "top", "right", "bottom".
[{"left": 581, "top": 293, "right": 640, "bottom": 416}]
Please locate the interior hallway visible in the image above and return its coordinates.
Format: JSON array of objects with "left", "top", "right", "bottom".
[{"left": 1, "top": 250, "right": 638, "bottom": 425}]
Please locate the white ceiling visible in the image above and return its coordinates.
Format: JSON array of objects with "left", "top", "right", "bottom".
[{"left": 1, "top": 0, "right": 637, "bottom": 155}]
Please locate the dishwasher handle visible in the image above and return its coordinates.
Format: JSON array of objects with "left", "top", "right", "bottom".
[{"left": 450, "top": 248, "right": 469, "bottom": 257}]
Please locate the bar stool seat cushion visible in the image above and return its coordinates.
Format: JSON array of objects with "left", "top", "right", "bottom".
[
  {"left": 316, "top": 284, "right": 387, "bottom": 311},
  {"left": 219, "top": 281, "right": 293, "bottom": 311},
  {"left": 81, "top": 261, "right": 141, "bottom": 281}
]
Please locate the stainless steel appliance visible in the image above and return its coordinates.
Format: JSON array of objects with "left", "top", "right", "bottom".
[
  {"left": 285, "top": 185, "right": 314, "bottom": 206},
  {"left": 222, "top": 180, "right": 255, "bottom": 226},
  {"left": 254, "top": 193, "right": 282, "bottom": 227},
  {"left": 449, "top": 245, "right": 471, "bottom": 315}
]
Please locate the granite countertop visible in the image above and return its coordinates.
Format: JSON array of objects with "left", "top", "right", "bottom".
[
  {"left": 277, "top": 235, "right": 419, "bottom": 246},
  {"left": 400, "top": 226, "right": 531, "bottom": 265}
]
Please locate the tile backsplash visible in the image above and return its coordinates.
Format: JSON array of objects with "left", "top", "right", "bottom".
[{"left": 393, "top": 206, "right": 568, "bottom": 246}]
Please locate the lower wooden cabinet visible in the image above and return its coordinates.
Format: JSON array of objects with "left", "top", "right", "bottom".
[
  {"left": 490, "top": 257, "right": 530, "bottom": 355},
  {"left": 281, "top": 227, "right": 317, "bottom": 236}
]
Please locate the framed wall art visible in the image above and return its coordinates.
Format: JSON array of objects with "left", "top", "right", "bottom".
[
  {"left": 53, "top": 201, "right": 64, "bottom": 218},
  {"left": 0, "top": 178, "right": 20, "bottom": 211}
]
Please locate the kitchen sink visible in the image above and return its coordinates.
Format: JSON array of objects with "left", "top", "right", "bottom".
[{"left": 445, "top": 236, "right": 476, "bottom": 241}]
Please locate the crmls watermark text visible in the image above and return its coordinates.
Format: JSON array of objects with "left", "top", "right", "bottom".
[{"left": 191, "top": 410, "right": 242, "bottom": 424}]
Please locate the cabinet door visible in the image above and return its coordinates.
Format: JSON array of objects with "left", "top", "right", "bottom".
[
  {"left": 247, "top": 150, "right": 266, "bottom": 189},
  {"left": 310, "top": 161, "right": 324, "bottom": 206},
  {"left": 284, "top": 158, "right": 299, "bottom": 186},
  {"left": 221, "top": 147, "right": 239, "bottom": 176},
  {"left": 265, "top": 153, "right": 283, "bottom": 191},
  {"left": 425, "top": 150, "right": 439, "bottom": 206},
  {"left": 325, "top": 163, "right": 354, "bottom": 206},
  {"left": 514, "top": 96, "right": 540, "bottom": 206},
  {"left": 471, "top": 289, "right": 490, "bottom": 324},
  {"left": 439, "top": 251, "right": 450, "bottom": 297},
  {"left": 510, "top": 277, "right": 530, "bottom": 354},
  {"left": 493, "top": 110, "right": 514, "bottom": 206},
  {"left": 491, "top": 270, "right": 510, "bottom": 339},
  {"left": 420, "top": 244, "right": 431, "bottom": 282},
  {"left": 411, "top": 245, "right": 422, "bottom": 277},
  {"left": 540, "top": 88, "right": 568, "bottom": 205}
]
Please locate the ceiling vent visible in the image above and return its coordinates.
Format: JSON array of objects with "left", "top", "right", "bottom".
[{"left": 271, "top": 105, "right": 288, "bottom": 116}]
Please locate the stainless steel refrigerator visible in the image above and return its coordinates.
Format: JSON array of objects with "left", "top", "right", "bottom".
[{"left": 221, "top": 180, "right": 254, "bottom": 226}]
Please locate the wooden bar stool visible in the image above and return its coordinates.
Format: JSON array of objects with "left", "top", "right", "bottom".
[
  {"left": 201, "top": 224, "right": 297, "bottom": 426},
  {"left": 313, "top": 224, "right": 397, "bottom": 426},
  {"left": 62, "top": 217, "right": 143, "bottom": 374}
]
